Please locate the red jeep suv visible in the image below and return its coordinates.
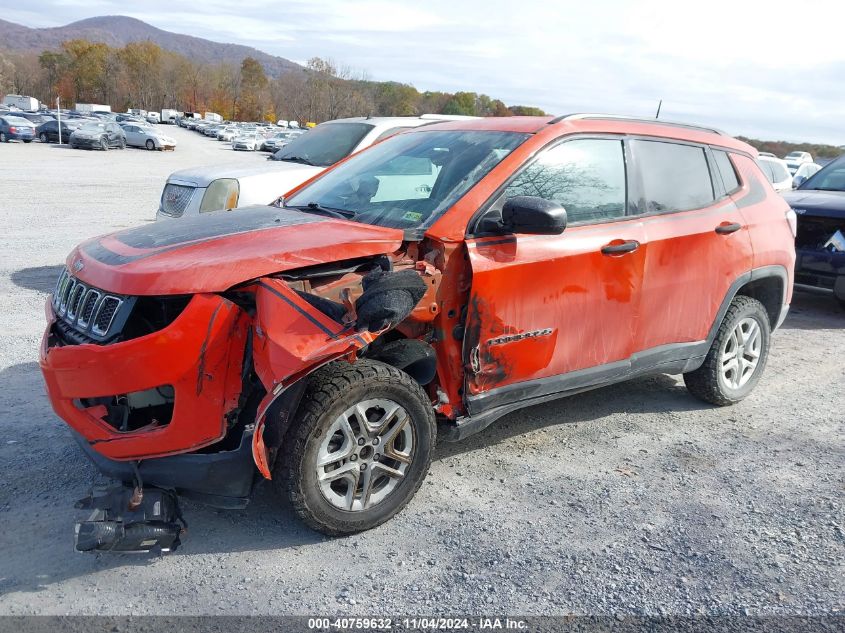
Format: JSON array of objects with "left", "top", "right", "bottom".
[{"left": 40, "top": 114, "right": 796, "bottom": 550}]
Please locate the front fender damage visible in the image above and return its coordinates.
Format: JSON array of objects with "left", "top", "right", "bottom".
[{"left": 250, "top": 269, "right": 428, "bottom": 479}]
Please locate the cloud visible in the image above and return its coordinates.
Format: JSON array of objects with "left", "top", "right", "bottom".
[{"left": 7, "top": 0, "right": 845, "bottom": 144}]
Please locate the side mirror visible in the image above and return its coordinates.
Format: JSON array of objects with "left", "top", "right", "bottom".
[
  {"left": 501, "top": 196, "right": 567, "bottom": 235},
  {"left": 793, "top": 175, "right": 807, "bottom": 188}
]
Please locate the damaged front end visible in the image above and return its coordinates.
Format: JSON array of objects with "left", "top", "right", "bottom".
[{"left": 41, "top": 244, "right": 448, "bottom": 551}]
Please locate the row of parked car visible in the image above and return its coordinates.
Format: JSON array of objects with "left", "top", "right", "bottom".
[
  {"left": 757, "top": 151, "right": 823, "bottom": 192},
  {"left": 178, "top": 117, "right": 308, "bottom": 153},
  {"left": 0, "top": 108, "right": 177, "bottom": 151}
]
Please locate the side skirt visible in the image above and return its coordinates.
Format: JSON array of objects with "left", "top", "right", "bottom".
[{"left": 441, "top": 341, "right": 707, "bottom": 442}]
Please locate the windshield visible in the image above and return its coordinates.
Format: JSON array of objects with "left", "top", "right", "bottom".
[
  {"left": 3, "top": 116, "right": 31, "bottom": 126},
  {"left": 273, "top": 122, "right": 374, "bottom": 167},
  {"left": 799, "top": 158, "right": 845, "bottom": 191},
  {"left": 284, "top": 129, "right": 528, "bottom": 230}
]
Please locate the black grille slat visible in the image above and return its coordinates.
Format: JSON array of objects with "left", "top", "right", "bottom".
[
  {"left": 94, "top": 297, "right": 120, "bottom": 334},
  {"left": 78, "top": 290, "right": 100, "bottom": 327}
]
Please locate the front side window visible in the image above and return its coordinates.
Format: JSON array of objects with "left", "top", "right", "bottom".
[
  {"left": 631, "top": 140, "right": 715, "bottom": 213},
  {"left": 272, "top": 122, "right": 375, "bottom": 167},
  {"left": 504, "top": 138, "right": 627, "bottom": 224},
  {"left": 284, "top": 130, "right": 528, "bottom": 229}
]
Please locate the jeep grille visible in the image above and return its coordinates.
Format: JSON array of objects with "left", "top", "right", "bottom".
[{"left": 52, "top": 269, "right": 127, "bottom": 341}]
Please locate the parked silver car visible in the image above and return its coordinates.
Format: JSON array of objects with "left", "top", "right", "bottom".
[
  {"left": 232, "top": 132, "right": 261, "bottom": 151},
  {"left": 119, "top": 123, "right": 177, "bottom": 150}
]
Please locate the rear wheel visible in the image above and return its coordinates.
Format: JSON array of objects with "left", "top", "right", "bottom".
[
  {"left": 39, "top": 133, "right": 48, "bottom": 142},
  {"left": 99, "top": 137, "right": 108, "bottom": 151},
  {"left": 118, "top": 137, "right": 126, "bottom": 149},
  {"left": 274, "top": 360, "right": 435, "bottom": 536},
  {"left": 145, "top": 139, "right": 155, "bottom": 150},
  {"left": 684, "top": 295, "right": 771, "bottom": 406},
  {"left": 0, "top": 133, "right": 7, "bottom": 142},
  {"left": 23, "top": 140, "right": 31, "bottom": 143}
]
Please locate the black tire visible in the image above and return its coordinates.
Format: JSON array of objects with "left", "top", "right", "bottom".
[
  {"left": 39, "top": 133, "right": 48, "bottom": 142},
  {"left": 99, "top": 137, "right": 108, "bottom": 151},
  {"left": 684, "top": 295, "right": 771, "bottom": 406},
  {"left": 119, "top": 137, "right": 126, "bottom": 149},
  {"left": 145, "top": 139, "right": 155, "bottom": 150},
  {"left": 23, "top": 139, "right": 31, "bottom": 143},
  {"left": 274, "top": 359, "right": 436, "bottom": 536},
  {"left": 0, "top": 133, "right": 7, "bottom": 142}
]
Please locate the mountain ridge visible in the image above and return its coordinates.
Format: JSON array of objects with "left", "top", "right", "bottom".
[{"left": 0, "top": 15, "right": 302, "bottom": 77}]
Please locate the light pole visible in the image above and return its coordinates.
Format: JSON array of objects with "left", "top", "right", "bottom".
[{"left": 56, "top": 96, "right": 62, "bottom": 145}]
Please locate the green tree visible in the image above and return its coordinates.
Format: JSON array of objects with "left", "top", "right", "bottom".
[{"left": 238, "top": 56, "right": 269, "bottom": 120}]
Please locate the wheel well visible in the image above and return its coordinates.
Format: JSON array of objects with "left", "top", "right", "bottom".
[{"left": 736, "top": 276, "right": 783, "bottom": 327}]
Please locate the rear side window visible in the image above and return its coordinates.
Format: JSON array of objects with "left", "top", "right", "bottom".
[
  {"left": 631, "top": 140, "right": 715, "bottom": 213},
  {"left": 712, "top": 150, "right": 740, "bottom": 193},
  {"left": 504, "top": 138, "right": 627, "bottom": 224}
]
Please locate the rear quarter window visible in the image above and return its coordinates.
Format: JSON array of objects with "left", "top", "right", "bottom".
[
  {"left": 631, "top": 140, "right": 715, "bottom": 213},
  {"left": 712, "top": 150, "right": 741, "bottom": 193}
]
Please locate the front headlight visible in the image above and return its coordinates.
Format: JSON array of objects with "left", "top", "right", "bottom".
[{"left": 199, "top": 178, "right": 240, "bottom": 213}]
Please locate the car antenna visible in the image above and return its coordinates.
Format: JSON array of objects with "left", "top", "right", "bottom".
[{"left": 655, "top": 99, "right": 663, "bottom": 119}]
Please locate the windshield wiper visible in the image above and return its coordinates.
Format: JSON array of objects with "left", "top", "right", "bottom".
[
  {"left": 286, "top": 202, "right": 357, "bottom": 220},
  {"left": 276, "top": 155, "right": 316, "bottom": 166}
]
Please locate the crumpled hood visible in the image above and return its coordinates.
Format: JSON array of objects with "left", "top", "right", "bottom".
[
  {"left": 68, "top": 206, "right": 404, "bottom": 296},
  {"left": 782, "top": 190, "right": 845, "bottom": 219}
]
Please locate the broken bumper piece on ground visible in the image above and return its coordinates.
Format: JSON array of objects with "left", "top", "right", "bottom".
[{"left": 74, "top": 482, "right": 186, "bottom": 553}]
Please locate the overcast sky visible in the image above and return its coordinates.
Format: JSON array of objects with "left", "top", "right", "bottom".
[{"left": 6, "top": 0, "right": 845, "bottom": 144}]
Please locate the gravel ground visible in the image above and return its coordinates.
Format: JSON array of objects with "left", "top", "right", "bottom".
[{"left": 0, "top": 128, "right": 842, "bottom": 617}]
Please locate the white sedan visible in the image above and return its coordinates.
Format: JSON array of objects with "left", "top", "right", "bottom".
[
  {"left": 120, "top": 123, "right": 176, "bottom": 151},
  {"left": 232, "top": 132, "right": 262, "bottom": 151}
]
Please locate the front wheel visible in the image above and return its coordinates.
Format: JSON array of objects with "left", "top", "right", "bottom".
[
  {"left": 274, "top": 360, "right": 436, "bottom": 536},
  {"left": 99, "top": 137, "right": 108, "bottom": 151},
  {"left": 0, "top": 133, "right": 7, "bottom": 142},
  {"left": 39, "top": 133, "right": 48, "bottom": 142},
  {"left": 684, "top": 295, "right": 771, "bottom": 406},
  {"left": 145, "top": 139, "right": 155, "bottom": 150}
]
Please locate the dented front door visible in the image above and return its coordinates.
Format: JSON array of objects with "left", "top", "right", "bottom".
[{"left": 463, "top": 219, "right": 647, "bottom": 403}]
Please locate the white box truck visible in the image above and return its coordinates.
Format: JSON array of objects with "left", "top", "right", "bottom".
[
  {"left": 3, "top": 94, "right": 40, "bottom": 110},
  {"left": 76, "top": 103, "right": 112, "bottom": 114},
  {"left": 161, "top": 109, "right": 180, "bottom": 124},
  {"left": 204, "top": 112, "right": 223, "bottom": 123}
]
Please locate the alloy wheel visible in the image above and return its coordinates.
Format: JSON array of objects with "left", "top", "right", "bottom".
[
  {"left": 719, "top": 317, "right": 762, "bottom": 390},
  {"left": 316, "top": 398, "right": 414, "bottom": 512}
]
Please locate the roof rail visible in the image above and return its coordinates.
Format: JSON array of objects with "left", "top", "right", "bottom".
[{"left": 547, "top": 113, "right": 727, "bottom": 136}]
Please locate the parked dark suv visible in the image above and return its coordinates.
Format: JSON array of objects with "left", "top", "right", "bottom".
[
  {"left": 41, "top": 115, "right": 796, "bottom": 550},
  {"left": 783, "top": 155, "right": 845, "bottom": 306},
  {"left": 36, "top": 119, "right": 81, "bottom": 144}
]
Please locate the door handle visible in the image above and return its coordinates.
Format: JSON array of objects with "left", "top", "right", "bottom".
[
  {"left": 715, "top": 222, "right": 742, "bottom": 235},
  {"left": 601, "top": 240, "right": 640, "bottom": 256}
]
